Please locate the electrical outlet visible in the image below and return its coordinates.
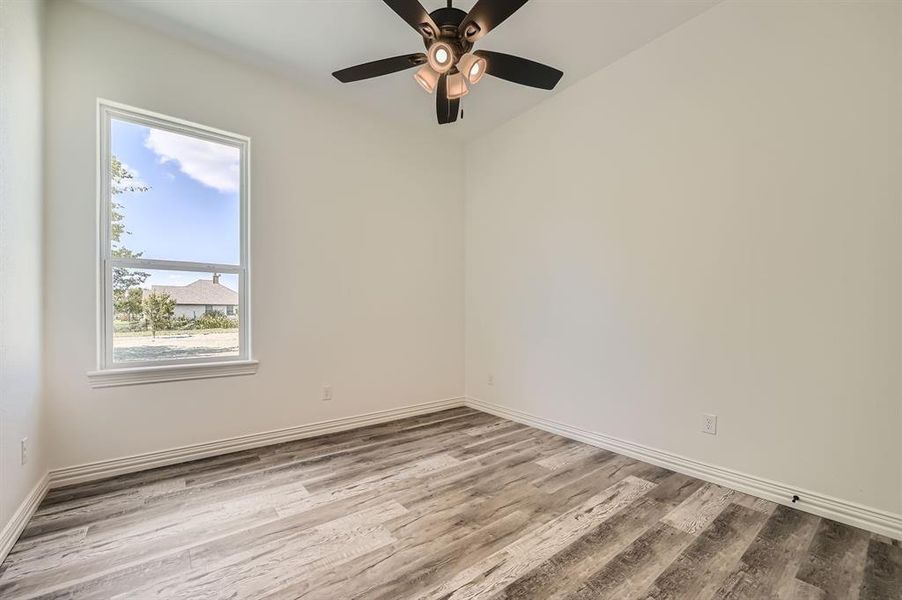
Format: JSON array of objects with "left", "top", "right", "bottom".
[
  {"left": 702, "top": 414, "right": 717, "bottom": 435},
  {"left": 321, "top": 385, "right": 332, "bottom": 401},
  {"left": 487, "top": 374, "right": 494, "bottom": 386},
  {"left": 20, "top": 437, "right": 28, "bottom": 465}
]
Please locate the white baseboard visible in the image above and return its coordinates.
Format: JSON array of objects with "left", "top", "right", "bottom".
[
  {"left": 2, "top": 398, "right": 465, "bottom": 563},
  {"left": 0, "top": 473, "right": 50, "bottom": 565},
  {"left": 18, "top": 393, "right": 898, "bottom": 561},
  {"left": 465, "top": 396, "right": 902, "bottom": 541},
  {"left": 49, "top": 396, "right": 466, "bottom": 488}
]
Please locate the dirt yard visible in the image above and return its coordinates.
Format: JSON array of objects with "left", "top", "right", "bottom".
[{"left": 113, "top": 330, "right": 239, "bottom": 362}]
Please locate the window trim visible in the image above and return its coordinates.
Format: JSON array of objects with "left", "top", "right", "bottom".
[{"left": 90, "top": 99, "right": 254, "bottom": 386}]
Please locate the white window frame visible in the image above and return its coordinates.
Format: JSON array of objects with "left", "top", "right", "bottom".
[{"left": 89, "top": 99, "right": 256, "bottom": 387}]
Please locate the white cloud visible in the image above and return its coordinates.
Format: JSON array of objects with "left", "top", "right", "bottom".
[{"left": 145, "top": 129, "right": 239, "bottom": 193}]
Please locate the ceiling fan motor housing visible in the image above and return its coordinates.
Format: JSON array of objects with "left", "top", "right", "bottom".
[{"left": 424, "top": 7, "right": 472, "bottom": 67}]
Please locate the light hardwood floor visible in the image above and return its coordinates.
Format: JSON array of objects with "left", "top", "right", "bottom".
[{"left": 1, "top": 407, "right": 899, "bottom": 599}]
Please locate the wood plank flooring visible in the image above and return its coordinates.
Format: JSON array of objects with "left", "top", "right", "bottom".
[{"left": 0, "top": 407, "right": 899, "bottom": 599}]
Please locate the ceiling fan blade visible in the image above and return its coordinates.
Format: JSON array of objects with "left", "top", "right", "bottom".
[
  {"left": 459, "top": 0, "right": 529, "bottom": 42},
  {"left": 383, "top": 0, "right": 440, "bottom": 38},
  {"left": 474, "top": 50, "right": 563, "bottom": 90},
  {"left": 436, "top": 74, "right": 460, "bottom": 125},
  {"left": 332, "top": 53, "right": 426, "bottom": 83}
]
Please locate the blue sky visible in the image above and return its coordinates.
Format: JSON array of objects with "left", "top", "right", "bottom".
[{"left": 112, "top": 119, "right": 240, "bottom": 290}]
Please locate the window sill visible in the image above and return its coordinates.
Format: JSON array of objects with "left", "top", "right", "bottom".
[{"left": 87, "top": 360, "right": 258, "bottom": 388}]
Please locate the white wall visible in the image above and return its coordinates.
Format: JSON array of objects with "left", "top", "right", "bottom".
[
  {"left": 0, "top": 0, "right": 47, "bottom": 530},
  {"left": 35, "top": 0, "right": 902, "bottom": 525},
  {"left": 466, "top": 0, "right": 902, "bottom": 515},
  {"left": 43, "top": 0, "right": 464, "bottom": 469}
]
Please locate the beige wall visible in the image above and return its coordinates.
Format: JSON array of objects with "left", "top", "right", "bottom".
[
  {"left": 43, "top": 0, "right": 465, "bottom": 469},
  {"left": 465, "top": 0, "right": 902, "bottom": 514},
  {"left": 0, "top": 0, "right": 47, "bottom": 532}
]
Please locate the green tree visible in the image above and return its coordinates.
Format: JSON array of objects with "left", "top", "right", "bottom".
[
  {"left": 143, "top": 292, "right": 175, "bottom": 338},
  {"left": 114, "top": 286, "right": 145, "bottom": 322},
  {"left": 111, "top": 156, "right": 150, "bottom": 293}
]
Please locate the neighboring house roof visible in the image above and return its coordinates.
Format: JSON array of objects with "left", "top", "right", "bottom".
[{"left": 148, "top": 279, "right": 238, "bottom": 306}]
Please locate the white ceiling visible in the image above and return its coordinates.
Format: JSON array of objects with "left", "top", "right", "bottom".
[{"left": 81, "top": 0, "right": 719, "bottom": 140}]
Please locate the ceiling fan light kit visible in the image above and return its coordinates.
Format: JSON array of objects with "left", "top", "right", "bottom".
[
  {"left": 457, "top": 52, "right": 487, "bottom": 84},
  {"left": 446, "top": 71, "right": 469, "bottom": 99},
  {"left": 427, "top": 40, "right": 455, "bottom": 73},
  {"left": 332, "top": 0, "right": 564, "bottom": 125},
  {"left": 414, "top": 64, "right": 441, "bottom": 93}
]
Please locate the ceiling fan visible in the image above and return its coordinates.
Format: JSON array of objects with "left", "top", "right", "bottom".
[{"left": 332, "top": 0, "right": 564, "bottom": 125}]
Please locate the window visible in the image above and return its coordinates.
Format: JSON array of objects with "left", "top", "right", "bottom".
[{"left": 91, "top": 100, "right": 255, "bottom": 387}]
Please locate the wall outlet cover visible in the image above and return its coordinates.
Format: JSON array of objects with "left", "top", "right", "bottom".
[{"left": 702, "top": 414, "right": 717, "bottom": 435}]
